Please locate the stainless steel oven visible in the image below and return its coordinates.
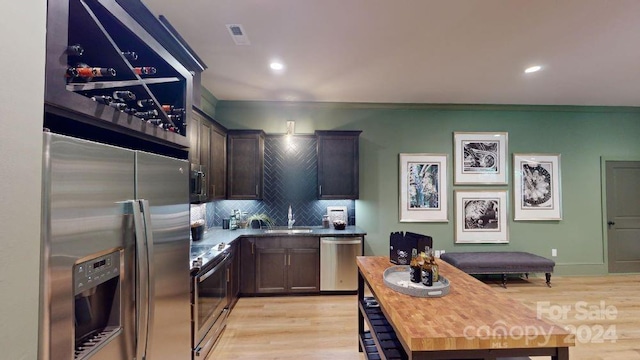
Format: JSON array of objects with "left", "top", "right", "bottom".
[{"left": 192, "top": 248, "right": 230, "bottom": 359}]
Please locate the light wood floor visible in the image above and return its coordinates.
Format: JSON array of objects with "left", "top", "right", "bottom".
[{"left": 209, "top": 274, "right": 640, "bottom": 360}]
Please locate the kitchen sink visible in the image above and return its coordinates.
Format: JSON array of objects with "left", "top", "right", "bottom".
[{"left": 263, "top": 228, "right": 314, "bottom": 234}]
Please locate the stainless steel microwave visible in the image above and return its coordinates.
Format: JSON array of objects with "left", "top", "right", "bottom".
[{"left": 190, "top": 164, "right": 208, "bottom": 203}]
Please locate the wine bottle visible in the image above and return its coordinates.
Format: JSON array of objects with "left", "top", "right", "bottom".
[
  {"left": 135, "top": 110, "right": 159, "bottom": 119},
  {"left": 161, "top": 105, "right": 185, "bottom": 115},
  {"left": 112, "top": 90, "right": 136, "bottom": 102},
  {"left": 167, "top": 114, "right": 183, "bottom": 122},
  {"left": 136, "top": 99, "right": 155, "bottom": 108},
  {"left": 67, "top": 64, "right": 116, "bottom": 78},
  {"left": 409, "top": 248, "right": 421, "bottom": 283},
  {"left": 167, "top": 125, "right": 179, "bottom": 133},
  {"left": 66, "top": 44, "right": 84, "bottom": 56},
  {"left": 133, "top": 67, "right": 157, "bottom": 75},
  {"left": 108, "top": 102, "right": 128, "bottom": 111},
  {"left": 90, "top": 95, "right": 112, "bottom": 105},
  {"left": 66, "top": 67, "right": 79, "bottom": 78},
  {"left": 121, "top": 51, "right": 138, "bottom": 61}
]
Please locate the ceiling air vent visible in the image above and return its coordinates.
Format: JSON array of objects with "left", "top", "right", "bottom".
[{"left": 226, "top": 24, "right": 250, "bottom": 45}]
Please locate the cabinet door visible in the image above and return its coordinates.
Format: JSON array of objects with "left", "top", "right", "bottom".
[
  {"left": 210, "top": 125, "right": 227, "bottom": 199},
  {"left": 255, "top": 247, "right": 287, "bottom": 293},
  {"left": 317, "top": 131, "right": 361, "bottom": 199},
  {"left": 283, "top": 237, "right": 320, "bottom": 293},
  {"left": 239, "top": 238, "right": 256, "bottom": 295},
  {"left": 227, "top": 131, "right": 264, "bottom": 199},
  {"left": 188, "top": 110, "right": 201, "bottom": 164},
  {"left": 226, "top": 241, "right": 240, "bottom": 309},
  {"left": 199, "top": 120, "right": 211, "bottom": 199},
  {"left": 288, "top": 248, "right": 320, "bottom": 292}
]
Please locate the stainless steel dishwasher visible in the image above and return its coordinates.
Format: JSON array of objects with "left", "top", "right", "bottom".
[{"left": 320, "top": 236, "right": 363, "bottom": 291}]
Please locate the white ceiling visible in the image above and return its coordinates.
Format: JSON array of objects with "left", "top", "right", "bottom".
[{"left": 141, "top": 0, "right": 640, "bottom": 106}]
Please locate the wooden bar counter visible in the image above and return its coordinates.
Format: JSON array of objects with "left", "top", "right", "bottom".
[{"left": 357, "top": 256, "right": 574, "bottom": 360}]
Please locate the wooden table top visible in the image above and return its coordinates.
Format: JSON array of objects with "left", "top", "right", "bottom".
[{"left": 357, "top": 256, "right": 575, "bottom": 352}]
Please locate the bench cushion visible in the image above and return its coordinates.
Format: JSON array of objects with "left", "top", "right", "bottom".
[{"left": 440, "top": 251, "right": 555, "bottom": 274}]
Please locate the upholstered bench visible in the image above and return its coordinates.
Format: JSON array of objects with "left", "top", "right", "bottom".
[{"left": 440, "top": 251, "right": 555, "bottom": 288}]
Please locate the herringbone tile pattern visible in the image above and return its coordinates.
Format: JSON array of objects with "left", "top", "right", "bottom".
[{"left": 210, "top": 135, "right": 355, "bottom": 227}]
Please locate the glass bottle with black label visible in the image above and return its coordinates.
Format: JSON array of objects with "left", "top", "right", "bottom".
[
  {"left": 429, "top": 248, "right": 439, "bottom": 283},
  {"left": 421, "top": 247, "right": 433, "bottom": 287},
  {"left": 409, "top": 248, "right": 421, "bottom": 283}
]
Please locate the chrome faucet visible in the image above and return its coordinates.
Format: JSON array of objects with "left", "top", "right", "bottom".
[{"left": 287, "top": 205, "right": 295, "bottom": 229}]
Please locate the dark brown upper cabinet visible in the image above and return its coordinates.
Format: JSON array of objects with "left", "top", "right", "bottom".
[
  {"left": 227, "top": 130, "right": 265, "bottom": 200},
  {"left": 45, "top": 0, "right": 194, "bottom": 149},
  {"left": 209, "top": 119, "right": 227, "bottom": 200},
  {"left": 189, "top": 107, "right": 227, "bottom": 202},
  {"left": 316, "top": 130, "right": 362, "bottom": 199}
]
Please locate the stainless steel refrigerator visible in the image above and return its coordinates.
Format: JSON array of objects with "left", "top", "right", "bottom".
[{"left": 39, "top": 132, "right": 191, "bottom": 360}]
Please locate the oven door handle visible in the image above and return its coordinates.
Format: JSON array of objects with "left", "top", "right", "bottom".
[{"left": 199, "top": 252, "right": 230, "bottom": 283}]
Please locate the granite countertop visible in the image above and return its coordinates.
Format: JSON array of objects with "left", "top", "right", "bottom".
[
  {"left": 190, "top": 226, "right": 366, "bottom": 266},
  {"left": 193, "top": 226, "right": 366, "bottom": 247}
]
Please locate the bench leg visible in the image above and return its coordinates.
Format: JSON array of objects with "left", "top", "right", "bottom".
[
  {"left": 545, "top": 273, "right": 552, "bottom": 287},
  {"left": 502, "top": 274, "right": 507, "bottom": 288}
]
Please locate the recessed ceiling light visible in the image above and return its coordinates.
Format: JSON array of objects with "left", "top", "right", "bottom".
[
  {"left": 270, "top": 62, "right": 284, "bottom": 71},
  {"left": 524, "top": 65, "right": 542, "bottom": 74}
]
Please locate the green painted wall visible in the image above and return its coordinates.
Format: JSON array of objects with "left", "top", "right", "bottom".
[
  {"left": 215, "top": 101, "right": 640, "bottom": 275},
  {"left": 200, "top": 86, "right": 218, "bottom": 118}
]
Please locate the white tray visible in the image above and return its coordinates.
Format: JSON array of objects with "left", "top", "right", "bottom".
[{"left": 383, "top": 265, "right": 450, "bottom": 298}]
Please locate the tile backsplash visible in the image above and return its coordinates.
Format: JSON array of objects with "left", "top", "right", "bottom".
[
  {"left": 208, "top": 135, "right": 356, "bottom": 228},
  {"left": 190, "top": 203, "right": 206, "bottom": 225}
]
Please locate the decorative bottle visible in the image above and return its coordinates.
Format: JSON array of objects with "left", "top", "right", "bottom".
[
  {"left": 421, "top": 246, "right": 434, "bottom": 287},
  {"left": 409, "top": 248, "right": 421, "bottom": 283}
]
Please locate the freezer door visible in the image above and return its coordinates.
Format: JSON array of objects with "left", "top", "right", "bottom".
[
  {"left": 40, "top": 133, "right": 137, "bottom": 360},
  {"left": 135, "top": 151, "right": 191, "bottom": 359}
]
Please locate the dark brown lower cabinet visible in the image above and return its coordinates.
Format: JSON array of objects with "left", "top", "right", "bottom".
[
  {"left": 256, "top": 246, "right": 287, "bottom": 293},
  {"left": 227, "top": 240, "right": 240, "bottom": 309},
  {"left": 240, "top": 237, "right": 319, "bottom": 295},
  {"left": 240, "top": 238, "right": 257, "bottom": 295},
  {"left": 287, "top": 247, "right": 320, "bottom": 292}
]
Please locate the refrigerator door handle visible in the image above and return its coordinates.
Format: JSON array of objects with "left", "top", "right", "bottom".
[
  {"left": 139, "top": 199, "right": 156, "bottom": 356},
  {"left": 131, "top": 200, "right": 151, "bottom": 360}
]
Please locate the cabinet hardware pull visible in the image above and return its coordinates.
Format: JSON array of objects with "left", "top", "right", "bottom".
[
  {"left": 319, "top": 185, "right": 322, "bottom": 196},
  {"left": 251, "top": 242, "right": 255, "bottom": 255}
]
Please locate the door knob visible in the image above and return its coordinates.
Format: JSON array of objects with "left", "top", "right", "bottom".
[{"left": 607, "top": 221, "right": 615, "bottom": 226}]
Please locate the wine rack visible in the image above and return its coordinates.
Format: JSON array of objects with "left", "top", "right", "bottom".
[
  {"left": 359, "top": 297, "right": 407, "bottom": 360},
  {"left": 45, "top": 0, "right": 192, "bottom": 149}
]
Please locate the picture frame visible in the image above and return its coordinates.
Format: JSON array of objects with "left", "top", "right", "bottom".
[
  {"left": 513, "top": 153, "right": 562, "bottom": 220},
  {"left": 455, "top": 190, "right": 508, "bottom": 243},
  {"left": 454, "top": 132, "right": 508, "bottom": 184},
  {"left": 399, "top": 153, "right": 448, "bottom": 222}
]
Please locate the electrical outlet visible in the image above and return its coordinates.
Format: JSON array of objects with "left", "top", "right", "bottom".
[
  {"left": 552, "top": 249, "right": 557, "bottom": 257},
  {"left": 435, "top": 250, "right": 441, "bottom": 258}
]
